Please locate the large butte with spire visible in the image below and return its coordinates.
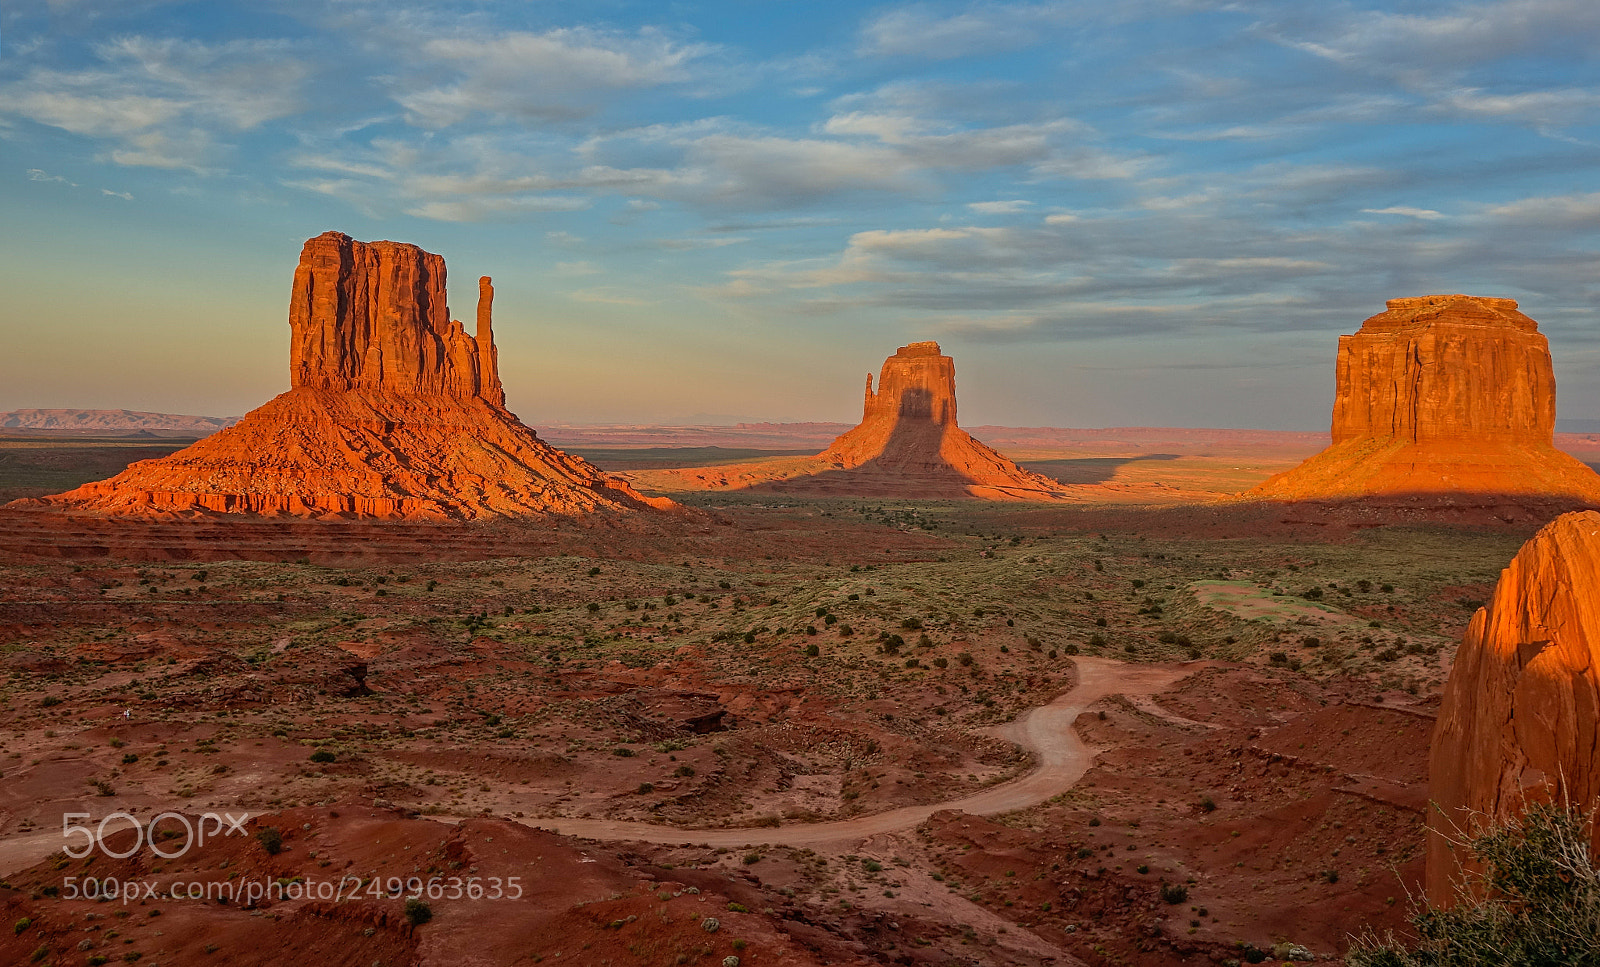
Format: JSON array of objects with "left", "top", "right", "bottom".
[{"left": 29, "top": 231, "right": 673, "bottom": 520}]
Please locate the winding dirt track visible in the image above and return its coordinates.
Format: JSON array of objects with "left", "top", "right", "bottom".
[
  {"left": 540, "top": 657, "right": 1196, "bottom": 847},
  {"left": 0, "top": 659, "right": 1196, "bottom": 875}
]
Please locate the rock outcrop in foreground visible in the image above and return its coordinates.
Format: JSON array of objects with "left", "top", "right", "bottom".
[
  {"left": 1426, "top": 510, "right": 1600, "bottom": 903},
  {"left": 643, "top": 342, "right": 1072, "bottom": 500},
  {"left": 36, "top": 231, "right": 672, "bottom": 519},
  {"left": 1249, "top": 295, "right": 1600, "bottom": 506}
]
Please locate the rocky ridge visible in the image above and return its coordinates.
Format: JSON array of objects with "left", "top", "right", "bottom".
[{"left": 1427, "top": 509, "right": 1600, "bottom": 902}]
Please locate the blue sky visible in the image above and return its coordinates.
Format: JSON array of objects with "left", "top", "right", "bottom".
[{"left": 2, "top": 0, "right": 1598, "bottom": 428}]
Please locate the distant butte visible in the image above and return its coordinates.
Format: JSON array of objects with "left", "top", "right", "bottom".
[
  {"left": 1247, "top": 294, "right": 1600, "bottom": 507},
  {"left": 26, "top": 231, "right": 675, "bottom": 520},
  {"left": 647, "top": 341, "right": 1074, "bottom": 500}
]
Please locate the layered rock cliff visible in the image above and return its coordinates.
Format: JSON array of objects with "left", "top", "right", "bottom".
[
  {"left": 34, "top": 232, "right": 673, "bottom": 520},
  {"left": 1426, "top": 510, "right": 1600, "bottom": 902},
  {"left": 289, "top": 231, "right": 501, "bottom": 401},
  {"left": 1249, "top": 295, "right": 1600, "bottom": 505}
]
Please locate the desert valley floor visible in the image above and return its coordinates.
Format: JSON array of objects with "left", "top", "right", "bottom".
[{"left": 0, "top": 427, "right": 1587, "bottom": 966}]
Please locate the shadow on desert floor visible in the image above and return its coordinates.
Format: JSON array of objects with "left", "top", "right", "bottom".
[{"left": 1019, "top": 453, "right": 1182, "bottom": 484}]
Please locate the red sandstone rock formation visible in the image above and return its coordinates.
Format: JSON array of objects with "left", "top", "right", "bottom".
[
  {"left": 34, "top": 232, "right": 673, "bottom": 520},
  {"left": 1248, "top": 295, "right": 1600, "bottom": 505},
  {"left": 647, "top": 342, "right": 1073, "bottom": 500},
  {"left": 289, "top": 232, "right": 501, "bottom": 400},
  {"left": 1426, "top": 510, "right": 1600, "bottom": 902}
]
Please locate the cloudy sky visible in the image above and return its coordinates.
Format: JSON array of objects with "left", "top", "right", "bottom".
[{"left": 3, "top": 0, "right": 1598, "bottom": 428}]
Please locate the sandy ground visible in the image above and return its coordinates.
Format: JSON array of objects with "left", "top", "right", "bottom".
[{"left": 539, "top": 657, "right": 1198, "bottom": 847}]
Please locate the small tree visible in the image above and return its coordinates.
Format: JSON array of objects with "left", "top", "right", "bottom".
[{"left": 1347, "top": 802, "right": 1600, "bottom": 966}]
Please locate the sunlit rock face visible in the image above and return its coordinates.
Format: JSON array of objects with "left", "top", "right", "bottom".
[
  {"left": 814, "top": 342, "right": 1074, "bottom": 500},
  {"left": 1248, "top": 295, "right": 1600, "bottom": 505},
  {"left": 34, "top": 232, "right": 673, "bottom": 520},
  {"left": 1427, "top": 510, "right": 1600, "bottom": 903}
]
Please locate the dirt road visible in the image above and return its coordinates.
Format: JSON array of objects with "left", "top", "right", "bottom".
[
  {"left": 539, "top": 656, "right": 1196, "bottom": 847},
  {"left": 0, "top": 658, "right": 1195, "bottom": 873}
]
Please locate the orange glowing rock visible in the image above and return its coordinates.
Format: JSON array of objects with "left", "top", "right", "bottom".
[
  {"left": 37, "top": 232, "right": 673, "bottom": 520},
  {"left": 649, "top": 342, "right": 1072, "bottom": 500},
  {"left": 817, "top": 341, "right": 1070, "bottom": 497},
  {"left": 1426, "top": 510, "right": 1600, "bottom": 903},
  {"left": 1248, "top": 295, "right": 1600, "bottom": 504}
]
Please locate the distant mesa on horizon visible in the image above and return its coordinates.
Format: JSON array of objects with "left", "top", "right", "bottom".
[
  {"left": 0, "top": 408, "right": 240, "bottom": 438},
  {"left": 17, "top": 230, "right": 676, "bottom": 520},
  {"left": 640, "top": 341, "right": 1077, "bottom": 500},
  {"left": 1245, "top": 294, "right": 1600, "bottom": 511}
]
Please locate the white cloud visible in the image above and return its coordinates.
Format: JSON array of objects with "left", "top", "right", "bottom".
[
  {"left": 403, "top": 195, "right": 589, "bottom": 222},
  {"left": 392, "top": 27, "right": 709, "bottom": 127},
  {"left": 681, "top": 133, "right": 926, "bottom": 204},
  {"left": 27, "top": 168, "right": 75, "bottom": 185},
  {"left": 1437, "top": 86, "right": 1600, "bottom": 126},
  {"left": 99, "top": 188, "right": 133, "bottom": 200},
  {"left": 1284, "top": 0, "right": 1600, "bottom": 72},
  {"left": 860, "top": 2, "right": 1074, "bottom": 59},
  {"left": 1481, "top": 190, "right": 1600, "bottom": 226},
  {"left": 1362, "top": 206, "right": 1444, "bottom": 220},
  {"left": 0, "top": 36, "right": 310, "bottom": 171},
  {"left": 968, "top": 199, "right": 1031, "bottom": 213},
  {"left": 1262, "top": 0, "right": 1600, "bottom": 134}
]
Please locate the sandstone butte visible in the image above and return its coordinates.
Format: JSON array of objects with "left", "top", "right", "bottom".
[
  {"left": 1426, "top": 509, "right": 1600, "bottom": 903},
  {"left": 650, "top": 342, "right": 1074, "bottom": 500},
  {"left": 1248, "top": 295, "right": 1600, "bottom": 505},
  {"left": 30, "top": 231, "right": 675, "bottom": 520}
]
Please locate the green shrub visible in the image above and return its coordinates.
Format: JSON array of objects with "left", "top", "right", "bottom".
[
  {"left": 1346, "top": 803, "right": 1600, "bottom": 966},
  {"left": 309, "top": 749, "right": 337, "bottom": 763},
  {"left": 256, "top": 827, "right": 283, "bottom": 855},
  {"left": 404, "top": 898, "right": 432, "bottom": 926},
  {"left": 1159, "top": 883, "right": 1188, "bottom": 904}
]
